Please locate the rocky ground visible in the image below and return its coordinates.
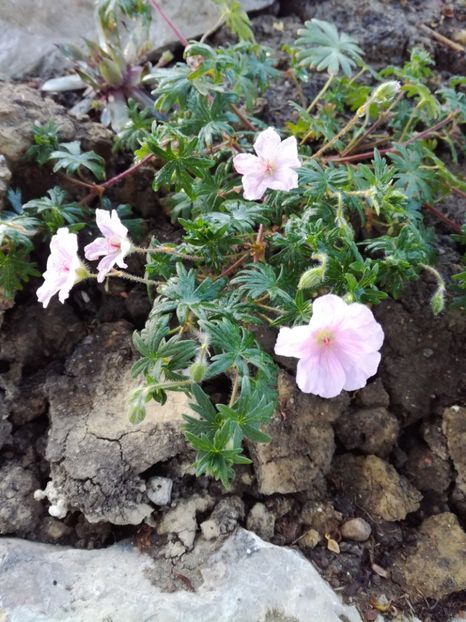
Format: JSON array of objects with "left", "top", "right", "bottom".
[{"left": 1, "top": 1, "right": 466, "bottom": 621}]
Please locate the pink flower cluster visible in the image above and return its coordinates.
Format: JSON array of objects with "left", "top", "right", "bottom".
[
  {"left": 36, "top": 129, "right": 384, "bottom": 402},
  {"left": 36, "top": 210, "right": 131, "bottom": 307},
  {"left": 275, "top": 294, "right": 384, "bottom": 398}
]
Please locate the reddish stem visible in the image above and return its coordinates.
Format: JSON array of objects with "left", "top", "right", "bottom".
[
  {"left": 230, "top": 103, "right": 258, "bottom": 132},
  {"left": 214, "top": 252, "right": 250, "bottom": 281},
  {"left": 423, "top": 203, "right": 462, "bottom": 234},
  {"left": 148, "top": 0, "right": 188, "bottom": 47},
  {"left": 325, "top": 113, "right": 458, "bottom": 164},
  {"left": 101, "top": 154, "right": 154, "bottom": 189}
]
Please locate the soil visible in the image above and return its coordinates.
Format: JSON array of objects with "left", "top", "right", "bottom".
[{"left": 1, "top": 1, "right": 466, "bottom": 621}]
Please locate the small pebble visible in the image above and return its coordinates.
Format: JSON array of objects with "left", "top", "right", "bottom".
[{"left": 341, "top": 517, "right": 372, "bottom": 542}]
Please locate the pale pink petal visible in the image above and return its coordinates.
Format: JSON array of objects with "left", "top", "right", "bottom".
[
  {"left": 36, "top": 228, "right": 82, "bottom": 308},
  {"left": 339, "top": 304, "right": 384, "bottom": 351},
  {"left": 242, "top": 174, "right": 269, "bottom": 201},
  {"left": 341, "top": 351, "right": 381, "bottom": 391},
  {"left": 274, "top": 136, "right": 301, "bottom": 169},
  {"left": 309, "top": 294, "right": 348, "bottom": 329},
  {"left": 253, "top": 127, "right": 282, "bottom": 159},
  {"left": 58, "top": 269, "right": 78, "bottom": 304},
  {"left": 109, "top": 209, "right": 129, "bottom": 239},
  {"left": 267, "top": 168, "right": 299, "bottom": 193},
  {"left": 274, "top": 325, "right": 315, "bottom": 359},
  {"left": 297, "top": 349, "right": 346, "bottom": 398},
  {"left": 84, "top": 237, "right": 108, "bottom": 261},
  {"left": 95, "top": 209, "right": 116, "bottom": 238},
  {"left": 233, "top": 153, "right": 263, "bottom": 176},
  {"left": 96, "top": 251, "right": 122, "bottom": 282}
]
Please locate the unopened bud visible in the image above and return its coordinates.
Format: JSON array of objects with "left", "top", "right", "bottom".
[
  {"left": 189, "top": 361, "right": 208, "bottom": 382},
  {"left": 298, "top": 254, "right": 327, "bottom": 290},
  {"left": 430, "top": 288, "right": 445, "bottom": 315},
  {"left": 372, "top": 80, "right": 401, "bottom": 104}
]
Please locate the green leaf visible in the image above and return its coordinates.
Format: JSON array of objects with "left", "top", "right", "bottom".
[
  {"left": 49, "top": 141, "right": 106, "bottom": 180},
  {"left": 296, "top": 19, "right": 363, "bottom": 76}
]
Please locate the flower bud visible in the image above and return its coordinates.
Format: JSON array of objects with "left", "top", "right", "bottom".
[
  {"left": 430, "top": 287, "right": 445, "bottom": 315},
  {"left": 372, "top": 81, "right": 401, "bottom": 105},
  {"left": 298, "top": 254, "right": 327, "bottom": 290},
  {"left": 189, "top": 361, "right": 208, "bottom": 383}
]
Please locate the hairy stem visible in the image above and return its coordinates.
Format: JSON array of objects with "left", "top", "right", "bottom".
[
  {"left": 132, "top": 245, "right": 203, "bottom": 261},
  {"left": 109, "top": 269, "right": 162, "bottom": 286},
  {"left": 306, "top": 73, "right": 334, "bottom": 115}
]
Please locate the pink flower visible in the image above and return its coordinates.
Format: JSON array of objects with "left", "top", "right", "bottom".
[
  {"left": 36, "top": 228, "right": 83, "bottom": 308},
  {"left": 274, "top": 294, "right": 384, "bottom": 399},
  {"left": 233, "top": 127, "right": 301, "bottom": 201},
  {"left": 84, "top": 209, "right": 132, "bottom": 283}
]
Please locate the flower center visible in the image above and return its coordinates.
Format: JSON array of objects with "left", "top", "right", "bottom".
[
  {"left": 263, "top": 159, "right": 275, "bottom": 175},
  {"left": 316, "top": 329, "right": 334, "bottom": 347},
  {"left": 109, "top": 238, "right": 121, "bottom": 251}
]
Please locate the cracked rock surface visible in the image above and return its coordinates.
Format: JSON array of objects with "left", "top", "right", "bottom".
[{"left": 41, "top": 321, "right": 193, "bottom": 524}]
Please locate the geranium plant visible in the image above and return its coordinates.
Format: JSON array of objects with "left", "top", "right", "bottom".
[{"left": 12, "top": 2, "right": 466, "bottom": 485}]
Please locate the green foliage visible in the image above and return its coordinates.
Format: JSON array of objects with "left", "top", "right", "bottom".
[
  {"left": 295, "top": 19, "right": 363, "bottom": 77},
  {"left": 26, "top": 121, "right": 60, "bottom": 166},
  {"left": 23, "top": 187, "right": 89, "bottom": 233},
  {"left": 10, "top": 9, "right": 466, "bottom": 486},
  {"left": 41, "top": 0, "right": 153, "bottom": 131},
  {"left": 211, "top": 0, "right": 255, "bottom": 42},
  {"left": 49, "top": 142, "right": 106, "bottom": 180}
]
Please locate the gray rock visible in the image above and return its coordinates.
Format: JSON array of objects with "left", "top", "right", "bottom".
[
  {"left": 147, "top": 476, "right": 173, "bottom": 506},
  {"left": 0, "top": 82, "right": 112, "bottom": 167},
  {"left": 158, "top": 494, "right": 215, "bottom": 551},
  {"left": 0, "top": 529, "right": 363, "bottom": 621},
  {"left": 200, "top": 496, "right": 245, "bottom": 540},
  {"left": 42, "top": 321, "right": 195, "bottom": 525},
  {"left": 248, "top": 371, "right": 347, "bottom": 495},
  {"left": 0, "top": 462, "right": 42, "bottom": 535},
  {"left": 246, "top": 502, "right": 276, "bottom": 541},
  {"left": 0, "top": 0, "right": 274, "bottom": 79}
]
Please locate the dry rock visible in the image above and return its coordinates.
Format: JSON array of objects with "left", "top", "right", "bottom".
[
  {"left": 393, "top": 513, "right": 466, "bottom": 600},
  {"left": 332, "top": 455, "right": 422, "bottom": 522},
  {"left": 0, "top": 529, "right": 363, "bottom": 621},
  {"left": 248, "top": 371, "right": 348, "bottom": 495},
  {"left": 246, "top": 502, "right": 276, "bottom": 541},
  {"left": 300, "top": 501, "right": 342, "bottom": 535},
  {"left": 422, "top": 418, "right": 449, "bottom": 461},
  {"left": 0, "top": 82, "right": 112, "bottom": 165},
  {"left": 298, "top": 528, "right": 321, "bottom": 549},
  {"left": 443, "top": 405, "right": 466, "bottom": 496},
  {"left": 0, "top": 154, "right": 12, "bottom": 209},
  {"left": 404, "top": 443, "right": 452, "bottom": 494},
  {"left": 0, "top": 462, "right": 42, "bottom": 535},
  {"left": 158, "top": 494, "right": 214, "bottom": 550},
  {"left": 341, "top": 518, "right": 372, "bottom": 542},
  {"left": 43, "top": 321, "right": 195, "bottom": 525},
  {"left": 335, "top": 407, "right": 399, "bottom": 457},
  {"left": 147, "top": 476, "right": 173, "bottom": 506},
  {"left": 201, "top": 496, "right": 245, "bottom": 539},
  {"left": 355, "top": 378, "right": 390, "bottom": 409}
]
